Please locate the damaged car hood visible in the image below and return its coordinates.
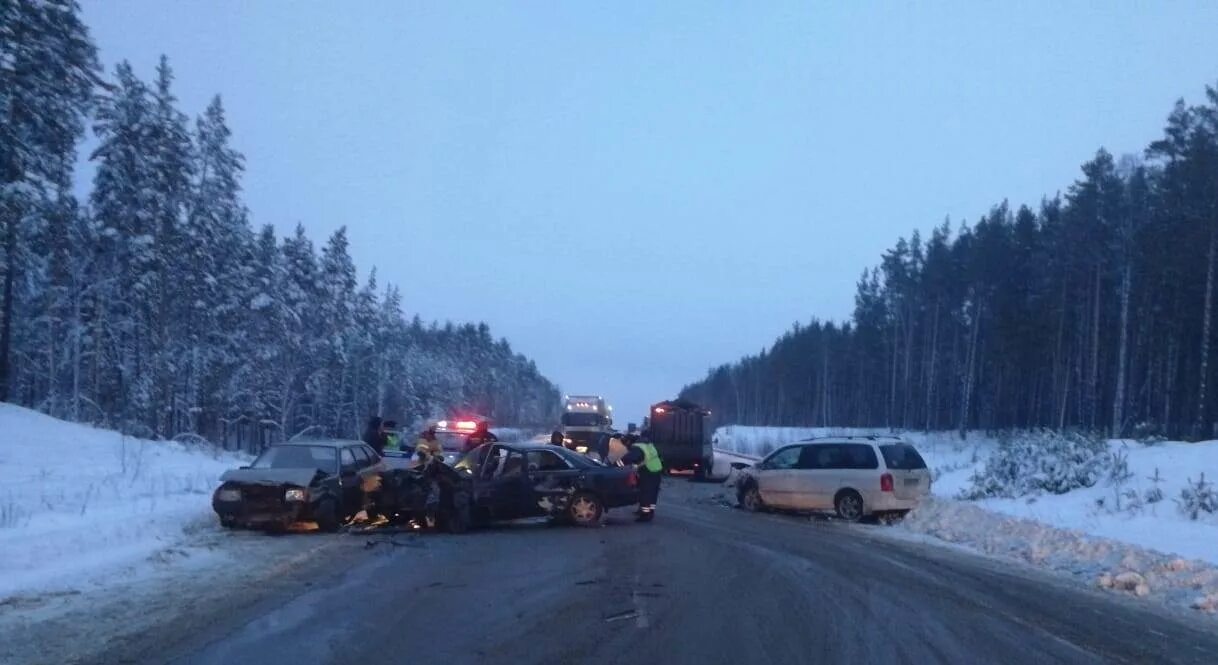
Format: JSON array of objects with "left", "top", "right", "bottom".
[{"left": 219, "top": 468, "right": 323, "bottom": 487}]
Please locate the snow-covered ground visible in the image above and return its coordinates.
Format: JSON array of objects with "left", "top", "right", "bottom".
[
  {"left": 712, "top": 425, "right": 1218, "bottom": 613},
  {"left": 0, "top": 404, "right": 246, "bottom": 600}
]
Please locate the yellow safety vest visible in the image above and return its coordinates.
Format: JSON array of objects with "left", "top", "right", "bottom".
[{"left": 633, "top": 443, "right": 663, "bottom": 473}]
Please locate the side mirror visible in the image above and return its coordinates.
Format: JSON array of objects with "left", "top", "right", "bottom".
[{"left": 730, "top": 462, "right": 750, "bottom": 471}]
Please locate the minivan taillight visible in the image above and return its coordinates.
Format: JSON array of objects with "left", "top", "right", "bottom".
[{"left": 880, "top": 473, "right": 894, "bottom": 492}]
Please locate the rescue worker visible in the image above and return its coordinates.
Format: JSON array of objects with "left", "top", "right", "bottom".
[
  {"left": 620, "top": 432, "right": 663, "bottom": 522},
  {"left": 383, "top": 420, "right": 402, "bottom": 452},
  {"left": 363, "top": 416, "right": 388, "bottom": 456},
  {"left": 414, "top": 426, "right": 443, "bottom": 465},
  {"left": 549, "top": 430, "right": 565, "bottom": 447},
  {"left": 592, "top": 430, "right": 612, "bottom": 462},
  {"left": 606, "top": 432, "right": 629, "bottom": 465},
  {"left": 463, "top": 420, "right": 498, "bottom": 453}
]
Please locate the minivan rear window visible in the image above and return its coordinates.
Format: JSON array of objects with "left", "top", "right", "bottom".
[{"left": 880, "top": 443, "right": 927, "bottom": 470}]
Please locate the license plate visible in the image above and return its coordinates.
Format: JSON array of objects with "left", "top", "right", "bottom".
[{"left": 904, "top": 478, "right": 920, "bottom": 487}]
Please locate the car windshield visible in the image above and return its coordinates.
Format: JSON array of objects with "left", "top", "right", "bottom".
[
  {"left": 251, "top": 445, "right": 337, "bottom": 472},
  {"left": 879, "top": 444, "right": 927, "bottom": 470}
]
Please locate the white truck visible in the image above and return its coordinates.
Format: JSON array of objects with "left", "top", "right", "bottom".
[{"left": 560, "top": 395, "right": 613, "bottom": 453}]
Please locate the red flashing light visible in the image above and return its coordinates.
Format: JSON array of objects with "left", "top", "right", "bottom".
[
  {"left": 455, "top": 420, "right": 478, "bottom": 432},
  {"left": 880, "top": 473, "right": 894, "bottom": 493}
]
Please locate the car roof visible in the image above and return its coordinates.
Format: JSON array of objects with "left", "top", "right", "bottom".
[
  {"left": 503, "top": 442, "right": 561, "bottom": 451},
  {"left": 792, "top": 436, "right": 908, "bottom": 444},
  {"left": 275, "top": 439, "right": 365, "bottom": 449},
  {"left": 486, "top": 442, "right": 598, "bottom": 464}
]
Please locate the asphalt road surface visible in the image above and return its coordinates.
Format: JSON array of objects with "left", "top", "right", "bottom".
[{"left": 96, "top": 480, "right": 1218, "bottom": 665}]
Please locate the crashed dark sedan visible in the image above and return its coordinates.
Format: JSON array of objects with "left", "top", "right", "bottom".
[
  {"left": 375, "top": 443, "right": 639, "bottom": 531},
  {"left": 212, "top": 440, "right": 385, "bottom": 532}
]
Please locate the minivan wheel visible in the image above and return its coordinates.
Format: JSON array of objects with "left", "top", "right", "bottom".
[
  {"left": 834, "top": 490, "right": 864, "bottom": 522},
  {"left": 739, "top": 484, "right": 763, "bottom": 512}
]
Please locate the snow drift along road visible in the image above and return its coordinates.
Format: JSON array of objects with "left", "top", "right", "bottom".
[{"left": 0, "top": 404, "right": 245, "bottom": 599}]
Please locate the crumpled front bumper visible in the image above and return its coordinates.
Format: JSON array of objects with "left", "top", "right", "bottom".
[{"left": 213, "top": 487, "right": 308, "bottom": 527}]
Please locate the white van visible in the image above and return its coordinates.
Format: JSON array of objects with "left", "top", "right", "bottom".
[{"left": 733, "top": 437, "right": 931, "bottom": 521}]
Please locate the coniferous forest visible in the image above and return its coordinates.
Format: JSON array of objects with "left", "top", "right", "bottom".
[
  {"left": 683, "top": 83, "right": 1218, "bottom": 440},
  {"left": 1, "top": 1, "right": 560, "bottom": 448}
]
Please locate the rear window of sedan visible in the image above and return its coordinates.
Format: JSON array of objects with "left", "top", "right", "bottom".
[{"left": 879, "top": 443, "right": 927, "bottom": 470}]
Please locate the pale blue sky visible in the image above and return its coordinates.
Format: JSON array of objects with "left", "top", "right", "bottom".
[{"left": 79, "top": 1, "right": 1218, "bottom": 422}]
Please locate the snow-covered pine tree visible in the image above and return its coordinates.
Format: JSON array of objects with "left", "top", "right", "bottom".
[
  {"left": 0, "top": 0, "right": 99, "bottom": 402},
  {"left": 90, "top": 61, "right": 160, "bottom": 433},
  {"left": 147, "top": 56, "right": 196, "bottom": 437},
  {"left": 189, "top": 94, "right": 252, "bottom": 439}
]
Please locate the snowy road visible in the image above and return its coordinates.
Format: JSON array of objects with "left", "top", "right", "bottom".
[{"left": 62, "top": 479, "right": 1218, "bottom": 665}]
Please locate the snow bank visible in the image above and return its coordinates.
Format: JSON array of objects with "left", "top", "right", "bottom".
[
  {"left": 0, "top": 404, "right": 245, "bottom": 599},
  {"left": 940, "top": 439, "right": 1218, "bottom": 565},
  {"left": 897, "top": 498, "right": 1218, "bottom": 613}
]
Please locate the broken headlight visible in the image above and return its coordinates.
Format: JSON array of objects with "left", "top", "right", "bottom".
[
  {"left": 216, "top": 488, "right": 241, "bottom": 502},
  {"left": 284, "top": 488, "right": 308, "bottom": 502}
]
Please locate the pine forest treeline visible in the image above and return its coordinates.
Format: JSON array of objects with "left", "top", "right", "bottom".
[
  {"left": 1, "top": 1, "right": 559, "bottom": 448},
  {"left": 683, "top": 83, "right": 1218, "bottom": 440}
]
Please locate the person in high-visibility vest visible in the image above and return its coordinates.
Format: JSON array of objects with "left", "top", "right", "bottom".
[
  {"left": 383, "top": 420, "right": 402, "bottom": 452},
  {"left": 621, "top": 432, "right": 663, "bottom": 522}
]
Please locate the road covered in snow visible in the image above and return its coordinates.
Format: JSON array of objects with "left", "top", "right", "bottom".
[{"left": 52, "top": 479, "right": 1218, "bottom": 665}]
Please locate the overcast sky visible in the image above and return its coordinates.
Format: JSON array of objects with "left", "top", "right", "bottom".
[{"left": 80, "top": 1, "right": 1218, "bottom": 422}]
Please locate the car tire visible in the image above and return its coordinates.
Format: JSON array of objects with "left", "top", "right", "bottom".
[
  {"left": 315, "top": 498, "right": 341, "bottom": 533},
  {"left": 567, "top": 492, "right": 603, "bottom": 527},
  {"left": 834, "top": 489, "right": 865, "bottom": 522},
  {"left": 738, "top": 483, "right": 763, "bottom": 512}
]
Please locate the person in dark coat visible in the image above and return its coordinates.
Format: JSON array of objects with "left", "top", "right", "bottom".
[
  {"left": 550, "top": 430, "right": 565, "bottom": 447},
  {"left": 363, "top": 416, "right": 388, "bottom": 455},
  {"left": 462, "top": 420, "right": 498, "bottom": 453}
]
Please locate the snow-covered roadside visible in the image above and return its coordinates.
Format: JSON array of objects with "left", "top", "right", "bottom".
[
  {"left": 0, "top": 404, "right": 245, "bottom": 600},
  {"left": 893, "top": 499, "right": 1218, "bottom": 614},
  {"left": 712, "top": 425, "right": 1218, "bottom": 614}
]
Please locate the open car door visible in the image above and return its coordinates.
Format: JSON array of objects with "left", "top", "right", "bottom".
[{"left": 472, "top": 445, "right": 537, "bottom": 521}]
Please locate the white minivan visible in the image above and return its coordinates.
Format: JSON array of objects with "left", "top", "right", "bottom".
[{"left": 733, "top": 437, "right": 931, "bottom": 521}]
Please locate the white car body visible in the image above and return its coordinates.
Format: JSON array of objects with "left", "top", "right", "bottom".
[{"left": 735, "top": 437, "right": 931, "bottom": 519}]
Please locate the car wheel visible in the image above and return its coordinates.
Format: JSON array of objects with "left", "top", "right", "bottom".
[
  {"left": 739, "top": 483, "right": 763, "bottom": 512},
  {"left": 567, "top": 492, "right": 603, "bottom": 527},
  {"left": 315, "top": 498, "right": 341, "bottom": 533},
  {"left": 834, "top": 490, "right": 865, "bottom": 522}
]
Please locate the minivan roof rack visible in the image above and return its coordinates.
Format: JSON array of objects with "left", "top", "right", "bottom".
[{"left": 800, "top": 434, "right": 905, "bottom": 442}]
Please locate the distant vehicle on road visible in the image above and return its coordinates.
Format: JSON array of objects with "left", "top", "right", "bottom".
[
  {"left": 212, "top": 440, "right": 385, "bottom": 532},
  {"left": 732, "top": 436, "right": 931, "bottom": 521},
  {"left": 560, "top": 395, "right": 613, "bottom": 452},
  {"left": 647, "top": 399, "right": 714, "bottom": 478},
  {"left": 375, "top": 442, "right": 639, "bottom": 529}
]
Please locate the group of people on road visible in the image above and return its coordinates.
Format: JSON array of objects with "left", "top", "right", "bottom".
[
  {"left": 362, "top": 416, "right": 498, "bottom": 463},
  {"left": 365, "top": 416, "right": 662, "bottom": 522}
]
